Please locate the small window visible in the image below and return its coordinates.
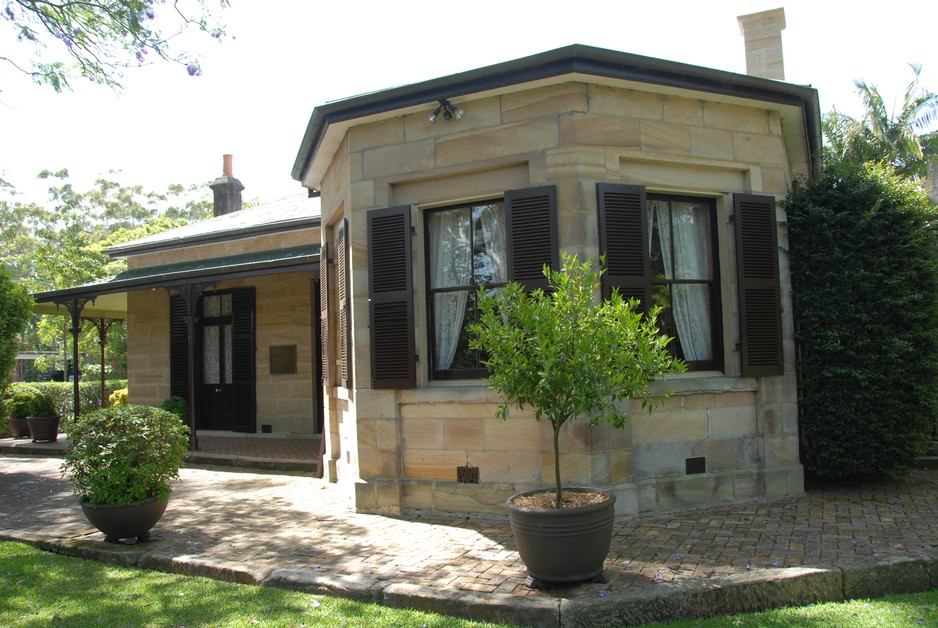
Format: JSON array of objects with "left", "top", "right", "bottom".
[
  {"left": 425, "top": 200, "right": 507, "bottom": 379},
  {"left": 647, "top": 194, "right": 722, "bottom": 371}
]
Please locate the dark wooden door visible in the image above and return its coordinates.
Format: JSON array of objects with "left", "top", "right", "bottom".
[{"left": 200, "top": 296, "right": 235, "bottom": 430}]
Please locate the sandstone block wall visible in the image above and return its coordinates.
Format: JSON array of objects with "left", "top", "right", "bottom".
[
  {"left": 317, "top": 78, "right": 808, "bottom": 514},
  {"left": 125, "top": 226, "right": 318, "bottom": 436}
]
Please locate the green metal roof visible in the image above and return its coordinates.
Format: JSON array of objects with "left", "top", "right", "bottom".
[{"left": 33, "top": 244, "right": 320, "bottom": 318}]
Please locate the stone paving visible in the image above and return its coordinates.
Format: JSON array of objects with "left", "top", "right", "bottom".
[{"left": 2, "top": 454, "right": 937, "bottom": 607}]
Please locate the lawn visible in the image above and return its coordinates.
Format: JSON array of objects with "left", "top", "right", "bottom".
[
  {"left": 643, "top": 591, "right": 938, "bottom": 627},
  {"left": 0, "top": 542, "right": 508, "bottom": 627},
  {"left": 2, "top": 541, "right": 937, "bottom": 627}
]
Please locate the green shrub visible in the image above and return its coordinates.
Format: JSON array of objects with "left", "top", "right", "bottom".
[
  {"left": 27, "top": 390, "right": 57, "bottom": 417},
  {"left": 160, "top": 396, "right": 189, "bottom": 422},
  {"left": 784, "top": 162, "right": 938, "bottom": 481},
  {"left": 37, "top": 379, "right": 128, "bottom": 418},
  {"left": 3, "top": 383, "right": 43, "bottom": 418},
  {"left": 62, "top": 405, "right": 190, "bottom": 504}
]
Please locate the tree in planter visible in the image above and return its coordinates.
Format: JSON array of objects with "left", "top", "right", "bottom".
[{"left": 469, "top": 253, "right": 684, "bottom": 509}]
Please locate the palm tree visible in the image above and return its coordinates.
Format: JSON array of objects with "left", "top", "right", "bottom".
[{"left": 823, "top": 64, "right": 938, "bottom": 179}]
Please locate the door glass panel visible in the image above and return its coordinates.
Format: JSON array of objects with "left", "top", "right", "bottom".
[
  {"left": 223, "top": 324, "right": 232, "bottom": 384},
  {"left": 204, "top": 295, "right": 220, "bottom": 317},
  {"left": 203, "top": 325, "right": 220, "bottom": 384}
]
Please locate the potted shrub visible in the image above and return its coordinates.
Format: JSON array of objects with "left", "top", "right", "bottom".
[
  {"left": 3, "top": 383, "right": 42, "bottom": 439},
  {"left": 469, "top": 254, "right": 684, "bottom": 584},
  {"left": 25, "top": 388, "right": 61, "bottom": 443},
  {"left": 62, "top": 404, "right": 189, "bottom": 543}
]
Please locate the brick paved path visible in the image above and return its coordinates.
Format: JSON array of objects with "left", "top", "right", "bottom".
[{"left": 1, "top": 456, "right": 936, "bottom": 600}]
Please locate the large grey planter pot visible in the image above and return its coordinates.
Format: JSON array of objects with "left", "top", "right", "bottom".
[
  {"left": 9, "top": 416, "right": 30, "bottom": 439},
  {"left": 26, "top": 415, "right": 60, "bottom": 443},
  {"left": 506, "top": 487, "right": 616, "bottom": 583},
  {"left": 80, "top": 496, "right": 169, "bottom": 543}
]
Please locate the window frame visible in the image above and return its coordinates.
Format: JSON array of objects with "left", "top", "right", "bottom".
[
  {"left": 423, "top": 198, "right": 508, "bottom": 381},
  {"left": 646, "top": 192, "right": 724, "bottom": 372}
]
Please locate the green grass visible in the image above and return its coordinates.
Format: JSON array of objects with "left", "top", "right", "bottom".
[
  {"left": 0, "top": 542, "right": 509, "bottom": 627},
  {"left": 2, "top": 541, "right": 938, "bottom": 627},
  {"left": 644, "top": 590, "right": 938, "bottom": 627}
]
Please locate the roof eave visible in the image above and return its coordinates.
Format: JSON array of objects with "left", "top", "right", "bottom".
[{"left": 292, "top": 43, "right": 822, "bottom": 187}]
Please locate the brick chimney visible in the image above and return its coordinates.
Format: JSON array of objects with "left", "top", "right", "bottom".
[
  {"left": 737, "top": 7, "right": 786, "bottom": 80},
  {"left": 209, "top": 154, "right": 244, "bottom": 217}
]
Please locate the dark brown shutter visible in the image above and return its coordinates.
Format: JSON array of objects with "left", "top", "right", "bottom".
[
  {"left": 336, "top": 219, "right": 351, "bottom": 388},
  {"left": 505, "top": 186, "right": 558, "bottom": 290},
  {"left": 231, "top": 287, "right": 256, "bottom": 432},
  {"left": 368, "top": 206, "right": 415, "bottom": 389},
  {"left": 169, "top": 294, "right": 189, "bottom": 401},
  {"left": 597, "top": 183, "right": 650, "bottom": 311},
  {"left": 734, "top": 193, "right": 784, "bottom": 377},
  {"left": 319, "top": 241, "right": 330, "bottom": 385}
]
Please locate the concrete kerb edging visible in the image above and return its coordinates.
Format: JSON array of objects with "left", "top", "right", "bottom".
[{"left": 2, "top": 527, "right": 938, "bottom": 628}]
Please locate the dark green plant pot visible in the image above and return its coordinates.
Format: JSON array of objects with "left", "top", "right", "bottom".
[
  {"left": 80, "top": 496, "right": 169, "bottom": 543},
  {"left": 26, "top": 415, "right": 60, "bottom": 443},
  {"left": 506, "top": 487, "right": 616, "bottom": 583},
  {"left": 10, "top": 417, "right": 31, "bottom": 439}
]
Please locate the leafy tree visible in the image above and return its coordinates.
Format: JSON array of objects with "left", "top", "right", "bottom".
[
  {"left": 785, "top": 162, "right": 938, "bottom": 481},
  {"left": 823, "top": 65, "right": 938, "bottom": 179},
  {"left": 0, "top": 170, "right": 211, "bottom": 379},
  {"left": 469, "top": 254, "right": 684, "bottom": 508},
  {"left": 0, "top": 264, "right": 35, "bottom": 391},
  {"left": 2, "top": 0, "right": 229, "bottom": 92}
]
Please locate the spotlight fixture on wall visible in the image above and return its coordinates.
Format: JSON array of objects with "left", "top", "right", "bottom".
[{"left": 427, "top": 99, "right": 464, "bottom": 123}]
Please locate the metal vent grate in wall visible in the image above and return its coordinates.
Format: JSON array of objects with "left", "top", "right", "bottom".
[
  {"left": 457, "top": 465, "right": 480, "bottom": 484},
  {"left": 685, "top": 457, "right": 706, "bottom": 475}
]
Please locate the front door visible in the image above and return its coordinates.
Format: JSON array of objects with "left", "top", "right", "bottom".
[{"left": 200, "top": 293, "right": 234, "bottom": 430}]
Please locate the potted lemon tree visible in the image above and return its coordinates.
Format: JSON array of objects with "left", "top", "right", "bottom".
[
  {"left": 469, "top": 254, "right": 684, "bottom": 584},
  {"left": 62, "top": 404, "right": 189, "bottom": 543}
]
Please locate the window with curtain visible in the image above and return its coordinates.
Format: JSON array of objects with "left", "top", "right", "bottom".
[
  {"left": 647, "top": 194, "right": 722, "bottom": 371},
  {"left": 426, "top": 200, "right": 507, "bottom": 379}
]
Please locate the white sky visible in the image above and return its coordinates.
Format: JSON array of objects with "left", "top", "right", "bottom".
[{"left": 1, "top": 0, "right": 936, "bottom": 205}]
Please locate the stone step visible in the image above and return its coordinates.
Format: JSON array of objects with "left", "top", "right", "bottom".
[{"left": 916, "top": 455, "right": 938, "bottom": 470}]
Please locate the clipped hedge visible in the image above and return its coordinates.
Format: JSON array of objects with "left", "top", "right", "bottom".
[
  {"left": 784, "top": 162, "right": 938, "bottom": 481},
  {"left": 31, "top": 380, "right": 128, "bottom": 419}
]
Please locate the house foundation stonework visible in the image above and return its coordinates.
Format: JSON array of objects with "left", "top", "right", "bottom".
[{"left": 296, "top": 45, "right": 819, "bottom": 516}]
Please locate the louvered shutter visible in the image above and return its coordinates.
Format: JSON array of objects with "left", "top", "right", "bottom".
[
  {"left": 734, "top": 194, "right": 784, "bottom": 377},
  {"left": 505, "top": 186, "right": 558, "bottom": 290},
  {"left": 368, "top": 206, "right": 415, "bottom": 389},
  {"left": 337, "top": 219, "right": 351, "bottom": 388},
  {"left": 231, "top": 288, "right": 256, "bottom": 432},
  {"left": 169, "top": 294, "right": 189, "bottom": 401},
  {"left": 319, "top": 242, "right": 330, "bottom": 386},
  {"left": 597, "top": 183, "right": 650, "bottom": 312}
]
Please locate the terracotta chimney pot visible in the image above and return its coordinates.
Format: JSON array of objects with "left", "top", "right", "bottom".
[{"left": 210, "top": 154, "right": 244, "bottom": 217}]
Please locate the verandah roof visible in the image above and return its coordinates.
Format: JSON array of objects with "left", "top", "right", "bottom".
[{"left": 32, "top": 243, "right": 320, "bottom": 318}]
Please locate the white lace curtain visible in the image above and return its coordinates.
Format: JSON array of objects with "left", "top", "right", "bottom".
[
  {"left": 649, "top": 201, "right": 712, "bottom": 362},
  {"left": 429, "top": 205, "right": 506, "bottom": 370}
]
